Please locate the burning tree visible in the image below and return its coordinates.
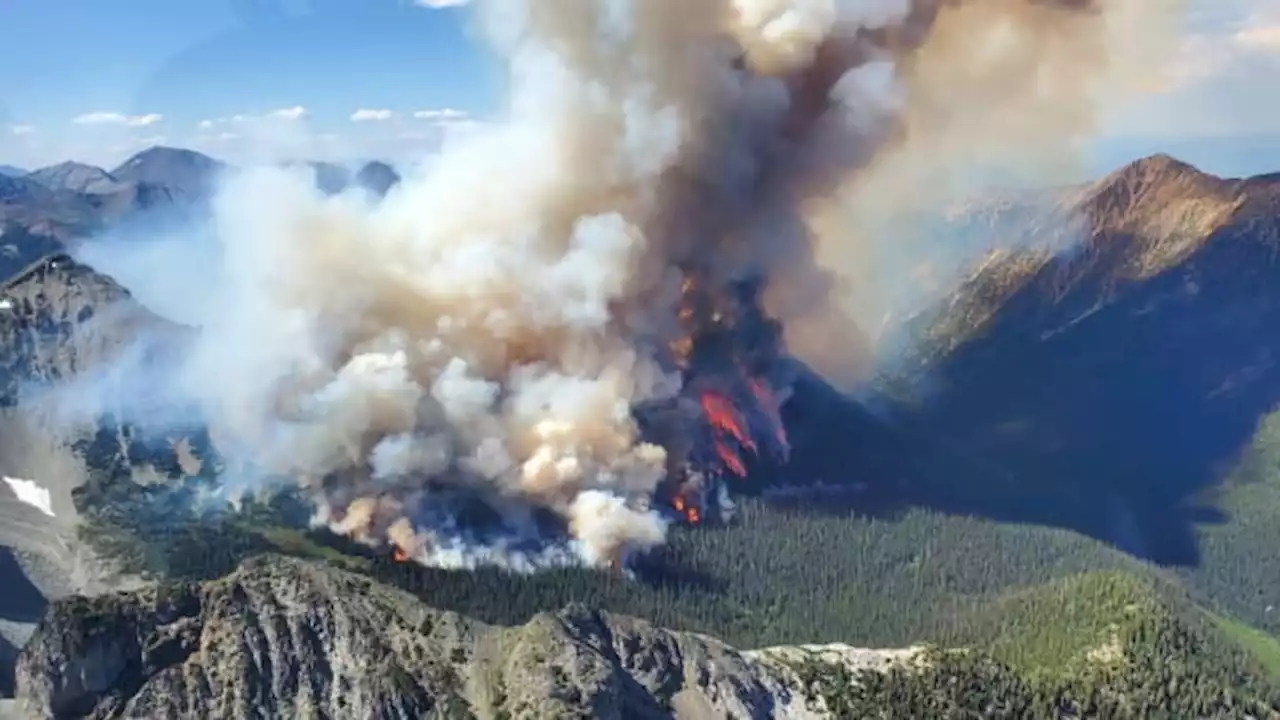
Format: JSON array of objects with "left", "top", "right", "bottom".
[{"left": 641, "top": 270, "right": 794, "bottom": 526}]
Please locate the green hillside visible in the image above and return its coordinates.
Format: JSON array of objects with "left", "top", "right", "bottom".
[
  {"left": 791, "top": 570, "right": 1280, "bottom": 717},
  {"left": 1175, "top": 406, "right": 1280, "bottom": 639}
]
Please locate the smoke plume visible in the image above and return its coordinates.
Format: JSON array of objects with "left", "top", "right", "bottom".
[{"left": 72, "top": 0, "right": 1182, "bottom": 570}]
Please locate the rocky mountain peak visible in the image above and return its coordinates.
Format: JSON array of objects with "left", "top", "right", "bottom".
[
  {"left": 9, "top": 553, "right": 869, "bottom": 719},
  {"left": 354, "top": 161, "right": 401, "bottom": 196},
  {"left": 110, "top": 147, "right": 224, "bottom": 199},
  {"left": 26, "top": 163, "right": 119, "bottom": 195}
]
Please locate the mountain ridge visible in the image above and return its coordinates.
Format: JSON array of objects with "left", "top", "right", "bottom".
[
  {"left": 865, "top": 151, "right": 1280, "bottom": 571},
  {"left": 0, "top": 149, "right": 1278, "bottom": 716},
  {"left": 11, "top": 554, "right": 842, "bottom": 719},
  {"left": 25, "top": 163, "right": 120, "bottom": 195},
  {"left": 0, "top": 146, "right": 404, "bottom": 263}
]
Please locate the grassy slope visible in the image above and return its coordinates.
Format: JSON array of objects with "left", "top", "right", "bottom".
[
  {"left": 1211, "top": 612, "right": 1280, "bottom": 679},
  {"left": 1175, "top": 408, "right": 1280, "bottom": 639}
]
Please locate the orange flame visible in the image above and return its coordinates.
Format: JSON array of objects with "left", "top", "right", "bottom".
[
  {"left": 699, "top": 392, "right": 756, "bottom": 450},
  {"left": 670, "top": 491, "right": 702, "bottom": 523},
  {"left": 699, "top": 390, "right": 755, "bottom": 477},
  {"left": 392, "top": 545, "right": 408, "bottom": 562},
  {"left": 670, "top": 275, "right": 700, "bottom": 368}
]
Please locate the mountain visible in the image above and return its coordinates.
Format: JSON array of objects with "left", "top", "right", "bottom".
[
  {"left": 307, "top": 161, "right": 351, "bottom": 195},
  {"left": 844, "top": 155, "right": 1280, "bottom": 564},
  {"left": 25, "top": 162, "right": 120, "bottom": 195},
  {"left": 354, "top": 160, "right": 401, "bottom": 196},
  {"left": 3, "top": 148, "right": 402, "bottom": 246},
  {"left": 282, "top": 159, "right": 403, "bottom": 196},
  {"left": 11, "top": 554, "right": 823, "bottom": 719},
  {"left": 109, "top": 147, "right": 225, "bottom": 200},
  {"left": 0, "top": 167, "right": 26, "bottom": 179},
  {"left": 0, "top": 176, "right": 101, "bottom": 243},
  {"left": 2, "top": 149, "right": 228, "bottom": 241},
  {"left": 0, "top": 252, "right": 191, "bottom": 406}
]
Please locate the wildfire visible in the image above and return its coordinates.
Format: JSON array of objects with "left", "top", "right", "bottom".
[
  {"left": 699, "top": 390, "right": 752, "bottom": 476},
  {"left": 671, "top": 492, "right": 701, "bottom": 524},
  {"left": 392, "top": 545, "right": 408, "bottom": 562},
  {"left": 659, "top": 266, "right": 795, "bottom": 526}
]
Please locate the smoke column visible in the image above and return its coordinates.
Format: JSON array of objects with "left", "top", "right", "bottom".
[{"left": 76, "top": 0, "right": 1182, "bottom": 570}]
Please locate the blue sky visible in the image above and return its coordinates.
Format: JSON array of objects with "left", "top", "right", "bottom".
[
  {"left": 0, "top": 0, "right": 499, "bottom": 168},
  {"left": 1, "top": 0, "right": 1278, "bottom": 175}
]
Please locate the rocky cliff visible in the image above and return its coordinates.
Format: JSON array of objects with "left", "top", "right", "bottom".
[
  {"left": 0, "top": 252, "right": 192, "bottom": 408},
  {"left": 10, "top": 554, "right": 900, "bottom": 720}
]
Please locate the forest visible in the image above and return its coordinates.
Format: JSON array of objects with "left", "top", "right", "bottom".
[
  {"left": 63, "top": 400, "right": 1280, "bottom": 715},
  {"left": 797, "top": 611, "right": 1280, "bottom": 719}
]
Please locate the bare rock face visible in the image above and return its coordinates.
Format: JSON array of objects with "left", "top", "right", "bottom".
[
  {"left": 0, "top": 253, "right": 192, "bottom": 408},
  {"left": 12, "top": 555, "right": 821, "bottom": 720}
]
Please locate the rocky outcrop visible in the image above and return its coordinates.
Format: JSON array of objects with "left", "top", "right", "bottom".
[
  {"left": 0, "top": 253, "right": 192, "bottom": 408},
  {"left": 8, "top": 554, "right": 887, "bottom": 719}
]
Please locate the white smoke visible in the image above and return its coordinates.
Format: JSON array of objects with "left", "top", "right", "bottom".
[{"left": 63, "top": 0, "right": 1182, "bottom": 570}]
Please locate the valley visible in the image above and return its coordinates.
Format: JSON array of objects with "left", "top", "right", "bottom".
[{"left": 1, "top": 147, "right": 1280, "bottom": 717}]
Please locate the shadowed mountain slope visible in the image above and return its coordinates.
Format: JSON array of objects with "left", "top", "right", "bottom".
[{"left": 832, "top": 154, "right": 1280, "bottom": 566}]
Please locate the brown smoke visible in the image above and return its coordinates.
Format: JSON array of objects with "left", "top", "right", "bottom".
[
  {"left": 164, "top": 0, "right": 1186, "bottom": 569},
  {"left": 783, "top": 0, "right": 1186, "bottom": 378}
]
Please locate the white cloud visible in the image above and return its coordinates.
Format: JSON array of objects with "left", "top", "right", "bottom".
[
  {"left": 71, "top": 111, "right": 164, "bottom": 127},
  {"left": 1235, "top": 23, "right": 1280, "bottom": 49},
  {"left": 412, "top": 108, "right": 468, "bottom": 122},
  {"left": 1102, "top": 0, "right": 1280, "bottom": 140},
  {"left": 415, "top": 0, "right": 470, "bottom": 7},
  {"left": 8, "top": 125, "right": 35, "bottom": 136},
  {"left": 351, "top": 108, "right": 395, "bottom": 122},
  {"left": 128, "top": 113, "right": 164, "bottom": 127},
  {"left": 265, "top": 105, "right": 309, "bottom": 121},
  {"left": 198, "top": 107, "right": 311, "bottom": 129}
]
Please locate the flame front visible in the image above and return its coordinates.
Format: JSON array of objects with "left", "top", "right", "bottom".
[
  {"left": 658, "top": 264, "right": 795, "bottom": 525},
  {"left": 699, "top": 390, "right": 754, "bottom": 476}
]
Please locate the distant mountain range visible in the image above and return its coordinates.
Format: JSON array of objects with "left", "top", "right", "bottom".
[{"left": 0, "top": 146, "right": 404, "bottom": 276}]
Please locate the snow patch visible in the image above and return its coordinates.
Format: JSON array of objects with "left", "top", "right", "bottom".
[{"left": 2, "top": 476, "right": 56, "bottom": 517}]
